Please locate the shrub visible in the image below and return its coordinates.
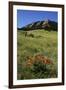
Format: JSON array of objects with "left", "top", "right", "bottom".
[
  {"left": 31, "top": 60, "right": 54, "bottom": 78},
  {"left": 25, "top": 32, "right": 34, "bottom": 37}
]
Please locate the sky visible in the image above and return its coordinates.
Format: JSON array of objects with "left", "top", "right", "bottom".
[{"left": 17, "top": 10, "right": 58, "bottom": 28}]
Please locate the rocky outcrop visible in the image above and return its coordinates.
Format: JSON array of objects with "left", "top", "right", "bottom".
[{"left": 18, "top": 19, "right": 58, "bottom": 31}]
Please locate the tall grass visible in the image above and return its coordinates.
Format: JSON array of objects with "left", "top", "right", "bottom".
[{"left": 17, "top": 29, "right": 58, "bottom": 80}]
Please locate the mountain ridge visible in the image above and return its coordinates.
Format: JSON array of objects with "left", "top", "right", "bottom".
[{"left": 18, "top": 19, "right": 58, "bottom": 31}]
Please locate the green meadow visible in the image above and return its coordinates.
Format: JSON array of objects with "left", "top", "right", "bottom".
[{"left": 17, "top": 29, "right": 58, "bottom": 80}]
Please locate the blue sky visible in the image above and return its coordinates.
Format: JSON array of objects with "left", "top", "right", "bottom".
[{"left": 17, "top": 10, "right": 58, "bottom": 28}]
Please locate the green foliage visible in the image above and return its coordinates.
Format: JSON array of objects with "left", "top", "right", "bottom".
[
  {"left": 17, "top": 29, "right": 58, "bottom": 80},
  {"left": 32, "top": 61, "right": 47, "bottom": 73},
  {"left": 31, "top": 61, "right": 55, "bottom": 78}
]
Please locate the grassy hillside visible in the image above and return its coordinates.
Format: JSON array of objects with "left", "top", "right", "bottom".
[{"left": 17, "top": 29, "right": 58, "bottom": 80}]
